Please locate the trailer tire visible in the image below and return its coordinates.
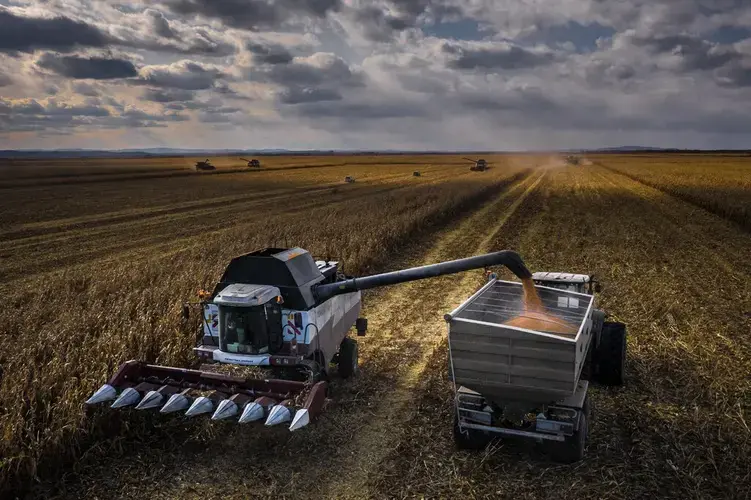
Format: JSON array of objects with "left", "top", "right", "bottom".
[
  {"left": 337, "top": 338, "right": 359, "bottom": 379},
  {"left": 596, "top": 321, "right": 627, "bottom": 386},
  {"left": 548, "top": 398, "right": 588, "bottom": 464},
  {"left": 453, "top": 413, "right": 489, "bottom": 451}
]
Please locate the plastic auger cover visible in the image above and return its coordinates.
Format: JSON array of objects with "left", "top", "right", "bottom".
[{"left": 85, "top": 360, "right": 328, "bottom": 430}]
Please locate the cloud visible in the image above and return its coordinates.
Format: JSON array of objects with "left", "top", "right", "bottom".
[
  {"left": 146, "top": 9, "right": 176, "bottom": 39},
  {"left": 162, "top": 0, "right": 341, "bottom": 30},
  {"left": 246, "top": 41, "right": 294, "bottom": 65},
  {"left": 36, "top": 53, "right": 138, "bottom": 79},
  {"left": 135, "top": 60, "right": 227, "bottom": 90},
  {"left": 344, "top": 0, "right": 463, "bottom": 42},
  {"left": 0, "top": 96, "right": 190, "bottom": 133},
  {"left": 278, "top": 86, "right": 342, "bottom": 104},
  {"left": 2, "top": 0, "right": 751, "bottom": 148},
  {"left": 0, "top": 9, "right": 110, "bottom": 54},
  {"left": 141, "top": 88, "right": 195, "bottom": 102},
  {"left": 442, "top": 40, "right": 557, "bottom": 70}
]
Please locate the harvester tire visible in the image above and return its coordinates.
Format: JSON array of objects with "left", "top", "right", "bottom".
[
  {"left": 337, "top": 337, "right": 359, "bottom": 379},
  {"left": 453, "top": 413, "right": 489, "bottom": 451},
  {"left": 596, "top": 321, "right": 627, "bottom": 386},
  {"left": 547, "top": 396, "right": 589, "bottom": 464},
  {"left": 299, "top": 359, "right": 325, "bottom": 384}
]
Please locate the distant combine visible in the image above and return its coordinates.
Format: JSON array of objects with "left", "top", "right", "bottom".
[
  {"left": 193, "top": 159, "right": 215, "bottom": 171},
  {"left": 241, "top": 158, "right": 261, "bottom": 168},
  {"left": 463, "top": 157, "right": 488, "bottom": 171},
  {"left": 564, "top": 155, "right": 581, "bottom": 166}
]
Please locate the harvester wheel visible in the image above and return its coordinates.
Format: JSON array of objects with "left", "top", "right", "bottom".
[
  {"left": 596, "top": 321, "right": 627, "bottom": 386},
  {"left": 453, "top": 413, "right": 489, "bottom": 450},
  {"left": 547, "top": 397, "right": 589, "bottom": 464},
  {"left": 337, "top": 337, "right": 359, "bottom": 379},
  {"left": 299, "top": 359, "right": 325, "bottom": 384}
]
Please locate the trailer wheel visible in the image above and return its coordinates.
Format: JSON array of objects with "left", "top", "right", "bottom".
[
  {"left": 337, "top": 337, "right": 359, "bottom": 379},
  {"left": 548, "top": 398, "right": 589, "bottom": 464},
  {"left": 453, "top": 413, "right": 489, "bottom": 451},
  {"left": 596, "top": 321, "right": 627, "bottom": 386}
]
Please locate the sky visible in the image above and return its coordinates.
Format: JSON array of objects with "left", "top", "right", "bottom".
[{"left": 0, "top": 0, "right": 750, "bottom": 150}]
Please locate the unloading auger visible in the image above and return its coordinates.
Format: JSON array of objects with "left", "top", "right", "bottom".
[{"left": 85, "top": 247, "right": 535, "bottom": 431}]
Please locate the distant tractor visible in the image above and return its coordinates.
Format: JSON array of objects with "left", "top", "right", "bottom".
[
  {"left": 194, "top": 159, "right": 215, "bottom": 171},
  {"left": 413, "top": 171, "right": 421, "bottom": 177},
  {"left": 463, "top": 157, "right": 487, "bottom": 171},
  {"left": 242, "top": 158, "right": 261, "bottom": 168},
  {"left": 344, "top": 176, "right": 355, "bottom": 183},
  {"left": 564, "top": 155, "right": 581, "bottom": 166}
]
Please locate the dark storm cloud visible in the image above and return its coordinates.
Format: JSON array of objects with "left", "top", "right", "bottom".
[
  {"left": 0, "top": 9, "right": 110, "bottom": 54},
  {"left": 246, "top": 42, "right": 294, "bottom": 65},
  {"left": 162, "top": 0, "right": 341, "bottom": 30},
  {"left": 442, "top": 41, "right": 556, "bottom": 70},
  {"left": 36, "top": 53, "right": 138, "bottom": 79}
]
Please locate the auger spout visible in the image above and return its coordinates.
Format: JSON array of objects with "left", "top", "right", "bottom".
[{"left": 313, "top": 250, "right": 532, "bottom": 303}]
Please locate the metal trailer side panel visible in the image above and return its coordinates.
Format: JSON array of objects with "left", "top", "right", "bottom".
[
  {"left": 446, "top": 279, "right": 594, "bottom": 405},
  {"left": 448, "top": 318, "right": 578, "bottom": 404}
]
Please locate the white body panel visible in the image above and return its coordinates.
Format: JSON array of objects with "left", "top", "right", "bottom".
[
  {"left": 201, "top": 287, "right": 362, "bottom": 364},
  {"left": 212, "top": 350, "right": 271, "bottom": 366},
  {"left": 214, "top": 284, "right": 281, "bottom": 307},
  {"left": 203, "top": 303, "right": 219, "bottom": 337}
]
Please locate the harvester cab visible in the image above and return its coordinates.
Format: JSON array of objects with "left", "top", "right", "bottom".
[{"left": 193, "top": 248, "right": 363, "bottom": 378}]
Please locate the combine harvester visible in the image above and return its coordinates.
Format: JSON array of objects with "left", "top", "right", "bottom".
[
  {"left": 86, "top": 248, "right": 626, "bottom": 461},
  {"left": 241, "top": 158, "right": 261, "bottom": 168},
  {"left": 463, "top": 157, "right": 488, "bottom": 171}
]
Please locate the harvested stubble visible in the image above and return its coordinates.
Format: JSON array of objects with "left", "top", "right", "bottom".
[
  {"left": 592, "top": 153, "right": 751, "bottom": 231},
  {"left": 368, "top": 163, "right": 751, "bottom": 499},
  {"left": 0, "top": 157, "right": 527, "bottom": 495}
]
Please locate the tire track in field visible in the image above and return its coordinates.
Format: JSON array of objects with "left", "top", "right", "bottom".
[{"left": 316, "top": 169, "right": 546, "bottom": 499}]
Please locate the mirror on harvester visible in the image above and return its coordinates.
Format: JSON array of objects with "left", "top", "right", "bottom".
[
  {"left": 594, "top": 283, "right": 602, "bottom": 293},
  {"left": 182, "top": 304, "right": 190, "bottom": 320}
]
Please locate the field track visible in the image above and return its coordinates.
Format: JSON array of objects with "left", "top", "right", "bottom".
[{"left": 1, "top": 154, "right": 749, "bottom": 499}]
